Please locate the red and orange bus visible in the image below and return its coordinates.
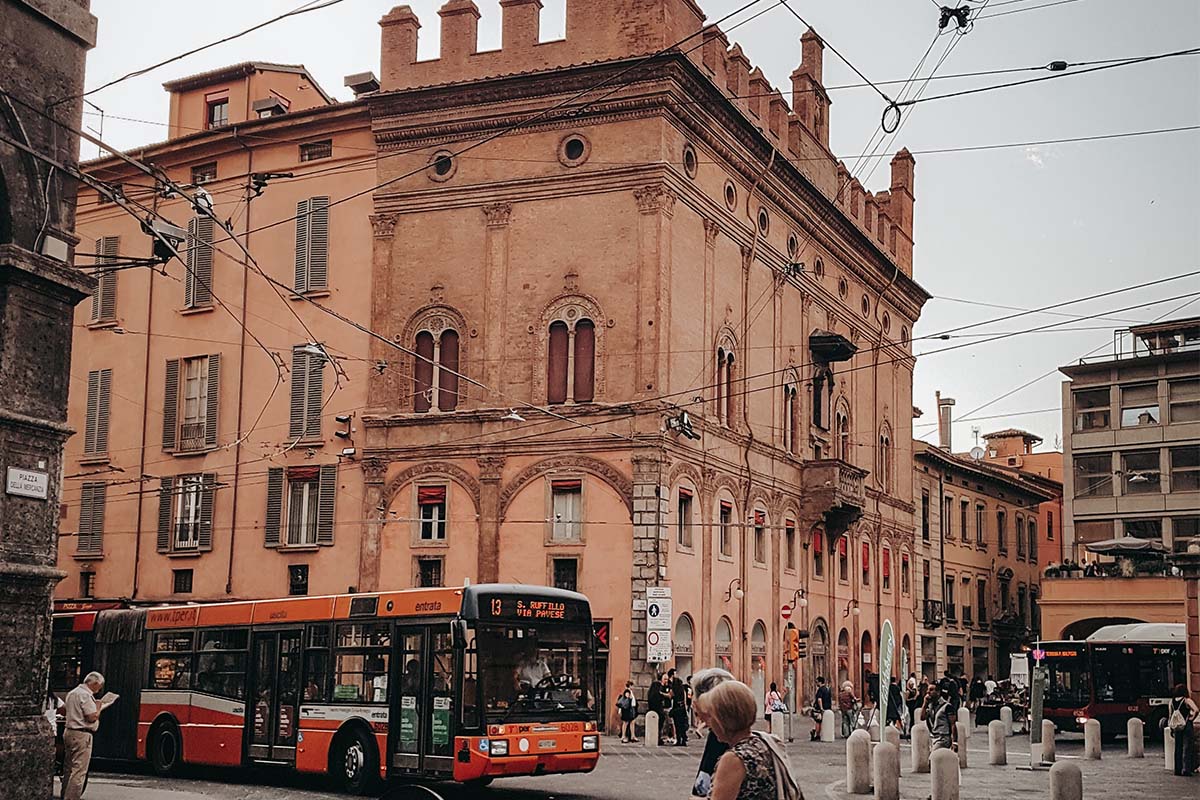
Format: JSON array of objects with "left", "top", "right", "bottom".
[{"left": 51, "top": 584, "right": 599, "bottom": 793}]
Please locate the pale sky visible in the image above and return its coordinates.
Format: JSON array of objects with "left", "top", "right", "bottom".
[{"left": 82, "top": 0, "right": 1200, "bottom": 451}]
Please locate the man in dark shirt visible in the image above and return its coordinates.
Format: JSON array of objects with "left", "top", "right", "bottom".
[
  {"left": 811, "top": 676, "right": 833, "bottom": 740},
  {"left": 669, "top": 669, "right": 690, "bottom": 746}
]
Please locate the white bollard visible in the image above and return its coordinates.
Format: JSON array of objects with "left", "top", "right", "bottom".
[
  {"left": 883, "top": 725, "right": 901, "bottom": 750},
  {"left": 869, "top": 720, "right": 881, "bottom": 743},
  {"left": 917, "top": 706, "right": 925, "bottom": 722},
  {"left": 644, "top": 711, "right": 659, "bottom": 748},
  {"left": 988, "top": 720, "right": 1007, "bottom": 765},
  {"left": 1083, "top": 718, "right": 1101, "bottom": 759},
  {"left": 957, "top": 706, "right": 971, "bottom": 739},
  {"left": 956, "top": 721, "right": 969, "bottom": 769},
  {"left": 911, "top": 721, "right": 931, "bottom": 773},
  {"left": 1001, "top": 705, "right": 1014, "bottom": 737},
  {"left": 771, "top": 712, "right": 786, "bottom": 738},
  {"left": 1049, "top": 761, "right": 1083, "bottom": 800},
  {"left": 822, "top": 709, "right": 836, "bottom": 743},
  {"left": 1040, "top": 719, "right": 1056, "bottom": 764},
  {"left": 1164, "top": 726, "right": 1174, "bottom": 772},
  {"left": 1127, "top": 718, "right": 1144, "bottom": 758},
  {"left": 931, "top": 748, "right": 960, "bottom": 800},
  {"left": 874, "top": 742, "right": 900, "bottom": 800},
  {"left": 847, "top": 729, "right": 872, "bottom": 794}
]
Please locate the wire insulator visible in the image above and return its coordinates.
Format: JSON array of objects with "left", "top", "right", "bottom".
[{"left": 1046, "top": 60, "right": 1068, "bottom": 71}]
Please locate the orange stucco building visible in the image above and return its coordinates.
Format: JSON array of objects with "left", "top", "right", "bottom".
[{"left": 58, "top": 0, "right": 929, "bottom": 723}]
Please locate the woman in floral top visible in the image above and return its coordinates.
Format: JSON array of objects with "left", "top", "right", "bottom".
[{"left": 694, "top": 680, "right": 789, "bottom": 800}]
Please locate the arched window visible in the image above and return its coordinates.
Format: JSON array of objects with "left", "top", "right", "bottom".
[
  {"left": 810, "top": 619, "right": 830, "bottom": 689},
  {"left": 750, "top": 621, "right": 768, "bottom": 702},
  {"left": 410, "top": 315, "right": 463, "bottom": 413},
  {"left": 812, "top": 365, "right": 834, "bottom": 429},
  {"left": 837, "top": 628, "right": 851, "bottom": 684},
  {"left": 835, "top": 401, "right": 851, "bottom": 461},
  {"left": 547, "top": 317, "right": 596, "bottom": 404},
  {"left": 716, "top": 344, "right": 735, "bottom": 426},
  {"left": 715, "top": 616, "right": 734, "bottom": 672},
  {"left": 674, "top": 614, "right": 695, "bottom": 678},
  {"left": 860, "top": 631, "right": 873, "bottom": 687},
  {"left": 783, "top": 378, "right": 799, "bottom": 454},
  {"left": 878, "top": 423, "right": 893, "bottom": 491}
]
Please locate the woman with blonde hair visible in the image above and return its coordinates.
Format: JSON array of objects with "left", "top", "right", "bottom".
[{"left": 693, "top": 679, "right": 803, "bottom": 800}]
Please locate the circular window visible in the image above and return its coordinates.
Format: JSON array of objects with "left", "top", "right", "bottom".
[
  {"left": 724, "top": 180, "right": 737, "bottom": 210},
  {"left": 837, "top": 277, "right": 848, "bottom": 298},
  {"left": 427, "top": 150, "right": 456, "bottom": 182},
  {"left": 861, "top": 295, "right": 871, "bottom": 316},
  {"left": 882, "top": 312, "right": 891, "bottom": 333},
  {"left": 757, "top": 207, "right": 770, "bottom": 236},
  {"left": 814, "top": 258, "right": 825, "bottom": 279},
  {"left": 558, "top": 133, "right": 591, "bottom": 167},
  {"left": 683, "top": 144, "right": 698, "bottom": 178},
  {"left": 786, "top": 233, "right": 799, "bottom": 259}
]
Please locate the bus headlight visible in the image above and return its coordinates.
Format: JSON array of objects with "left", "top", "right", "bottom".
[
  {"left": 582, "top": 735, "right": 599, "bottom": 751},
  {"left": 1074, "top": 715, "right": 1089, "bottom": 725},
  {"left": 489, "top": 739, "right": 509, "bottom": 756}
]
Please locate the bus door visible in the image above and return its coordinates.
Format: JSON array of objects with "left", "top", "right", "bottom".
[
  {"left": 247, "top": 628, "right": 302, "bottom": 762},
  {"left": 391, "top": 626, "right": 455, "bottom": 776}
]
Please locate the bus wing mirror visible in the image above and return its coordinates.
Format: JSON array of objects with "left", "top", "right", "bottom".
[{"left": 451, "top": 618, "right": 468, "bottom": 649}]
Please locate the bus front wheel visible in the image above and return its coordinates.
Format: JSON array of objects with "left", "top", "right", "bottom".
[
  {"left": 148, "top": 720, "right": 182, "bottom": 776},
  {"left": 332, "top": 726, "right": 379, "bottom": 795}
]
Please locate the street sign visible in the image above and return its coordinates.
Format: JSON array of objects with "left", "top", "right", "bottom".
[
  {"left": 646, "top": 587, "right": 672, "bottom": 663},
  {"left": 6, "top": 466, "right": 48, "bottom": 500},
  {"left": 878, "top": 619, "right": 895, "bottom": 729},
  {"left": 780, "top": 604, "right": 792, "bottom": 621}
]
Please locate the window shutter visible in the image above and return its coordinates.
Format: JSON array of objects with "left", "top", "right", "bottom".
[
  {"left": 90, "top": 236, "right": 119, "bottom": 322},
  {"left": 162, "top": 359, "right": 180, "bottom": 450},
  {"left": 305, "top": 350, "right": 324, "bottom": 439},
  {"left": 307, "top": 196, "right": 329, "bottom": 290},
  {"left": 198, "top": 473, "right": 216, "bottom": 551},
  {"left": 316, "top": 464, "right": 336, "bottom": 545},
  {"left": 547, "top": 322, "right": 569, "bottom": 404},
  {"left": 157, "top": 477, "right": 174, "bottom": 552},
  {"left": 573, "top": 319, "right": 596, "bottom": 402},
  {"left": 185, "top": 219, "right": 197, "bottom": 308},
  {"left": 264, "top": 467, "right": 284, "bottom": 548},
  {"left": 437, "top": 329, "right": 459, "bottom": 411},
  {"left": 193, "top": 217, "right": 214, "bottom": 306},
  {"left": 289, "top": 348, "right": 307, "bottom": 439},
  {"left": 294, "top": 199, "right": 310, "bottom": 292},
  {"left": 413, "top": 332, "right": 434, "bottom": 413},
  {"left": 96, "top": 368, "right": 112, "bottom": 455},
  {"left": 205, "top": 353, "right": 220, "bottom": 447},
  {"left": 77, "top": 484, "right": 93, "bottom": 554},
  {"left": 84, "top": 370, "right": 100, "bottom": 455},
  {"left": 77, "top": 482, "right": 106, "bottom": 555},
  {"left": 91, "top": 237, "right": 103, "bottom": 320}
]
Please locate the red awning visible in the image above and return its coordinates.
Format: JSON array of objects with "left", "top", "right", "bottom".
[
  {"left": 838, "top": 538, "right": 846, "bottom": 555},
  {"left": 754, "top": 511, "right": 765, "bottom": 526},
  {"left": 813, "top": 530, "right": 823, "bottom": 550},
  {"left": 287, "top": 465, "right": 320, "bottom": 481},
  {"left": 551, "top": 479, "right": 581, "bottom": 491},
  {"left": 417, "top": 486, "right": 446, "bottom": 505},
  {"left": 720, "top": 500, "right": 733, "bottom": 512},
  {"left": 678, "top": 487, "right": 693, "bottom": 499},
  {"left": 883, "top": 550, "right": 891, "bottom": 577}
]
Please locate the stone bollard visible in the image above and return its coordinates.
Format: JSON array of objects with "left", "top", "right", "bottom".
[
  {"left": 883, "top": 725, "right": 901, "bottom": 750},
  {"left": 917, "top": 706, "right": 925, "bottom": 723},
  {"left": 1049, "top": 761, "right": 1083, "bottom": 800},
  {"left": 911, "top": 721, "right": 931, "bottom": 773},
  {"left": 958, "top": 706, "right": 971, "bottom": 739},
  {"left": 1127, "top": 717, "right": 1144, "bottom": 758},
  {"left": 1001, "top": 705, "right": 1014, "bottom": 737},
  {"left": 874, "top": 742, "right": 900, "bottom": 800},
  {"left": 956, "top": 721, "right": 969, "bottom": 769},
  {"left": 847, "top": 729, "right": 872, "bottom": 794},
  {"left": 988, "top": 720, "right": 1007, "bottom": 765},
  {"left": 1040, "top": 719, "right": 1056, "bottom": 764},
  {"left": 644, "top": 711, "right": 659, "bottom": 748},
  {"left": 1083, "top": 718, "right": 1101, "bottom": 759},
  {"left": 931, "top": 748, "right": 960, "bottom": 800},
  {"left": 1164, "top": 726, "right": 1174, "bottom": 772},
  {"left": 869, "top": 720, "right": 881, "bottom": 743},
  {"left": 771, "top": 712, "right": 786, "bottom": 738},
  {"left": 822, "top": 709, "right": 837, "bottom": 742}
]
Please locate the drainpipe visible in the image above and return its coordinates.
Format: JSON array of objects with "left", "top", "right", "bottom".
[
  {"left": 225, "top": 129, "right": 253, "bottom": 594},
  {"left": 130, "top": 192, "right": 159, "bottom": 598},
  {"left": 938, "top": 470, "right": 946, "bottom": 673}
]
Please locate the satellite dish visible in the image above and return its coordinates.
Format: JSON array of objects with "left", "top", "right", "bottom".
[{"left": 969, "top": 446, "right": 985, "bottom": 462}]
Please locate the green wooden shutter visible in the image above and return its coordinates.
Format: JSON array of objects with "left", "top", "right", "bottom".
[
  {"left": 305, "top": 351, "right": 324, "bottom": 439},
  {"left": 198, "top": 473, "right": 216, "bottom": 551},
  {"left": 289, "top": 348, "right": 307, "bottom": 439},
  {"left": 205, "top": 354, "right": 220, "bottom": 448},
  {"left": 316, "top": 464, "right": 336, "bottom": 545},
  {"left": 162, "top": 358, "right": 180, "bottom": 450},
  {"left": 307, "top": 197, "right": 329, "bottom": 290},
  {"left": 294, "top": 199, "right": 310, "bottom": 292},
  {"left": 264, "top": 468, "right": 284, "bottom": 548},
  {"left": 157, "top": 477, "right": 175, "bottom": 553},
  {"left": 84, "top": 370, "right": 100, "bottom": 455}
]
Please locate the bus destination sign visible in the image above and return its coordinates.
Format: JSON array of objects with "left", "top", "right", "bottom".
[{"left": 482, "top": 595, "right": 588, "bottom": 623}]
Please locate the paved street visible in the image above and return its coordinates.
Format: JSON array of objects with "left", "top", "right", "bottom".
[{"left": 72, "top": 727, "right": 1197, "bottom": 800}]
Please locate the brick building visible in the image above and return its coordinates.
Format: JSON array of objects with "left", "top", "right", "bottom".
[{"left": 56, "top": 0, "right": 929, "bottom": 722}]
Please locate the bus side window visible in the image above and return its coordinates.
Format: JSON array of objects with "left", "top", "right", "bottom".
[
  {"left": 461, "top": 631, "right": 479, "bottom": 729},
  {"left": 304, "top": 624, "right": 330, "bottom": 702},
  {"left": 151, "top": 631, "right": 194, "bottom": 690}
]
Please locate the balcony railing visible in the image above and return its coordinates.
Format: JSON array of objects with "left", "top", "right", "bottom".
[
  {"left": 800, "top": 458, "right": 868, "bottom": 538},
  {"left": 179, "top": 421, "right": 206, "bottom": 452}
]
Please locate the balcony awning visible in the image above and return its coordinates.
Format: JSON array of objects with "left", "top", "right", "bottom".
[{"left": 1084, "top": 535, "right": 1166, "bottom": 555}]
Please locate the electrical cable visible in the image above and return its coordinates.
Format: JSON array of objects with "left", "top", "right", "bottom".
[{"left": 977, "top": 0, "right": 1085, "bottom": 20}]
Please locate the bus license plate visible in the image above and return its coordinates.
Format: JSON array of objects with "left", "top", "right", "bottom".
[{"left": 539, "top": 739, "right": 556, "bottom": 750}]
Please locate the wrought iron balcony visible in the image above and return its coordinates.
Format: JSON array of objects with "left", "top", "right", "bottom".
[
  {"left": 922, "top": 599, "right": 944, "bottom": 628},
  {"left": 179, "top": 421, "right": 206, "bottom": 452}
]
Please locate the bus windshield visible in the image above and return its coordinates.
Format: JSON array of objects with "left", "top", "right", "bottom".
[
  {"left": 477, "top": 623, "right": 594, "bottom": 720},
  {"left": 1091, "top": 643, "right": 1183, "bottom": 704},
  {"left": 1042, "top": 649, "right": 1089, "bottom": 708}
]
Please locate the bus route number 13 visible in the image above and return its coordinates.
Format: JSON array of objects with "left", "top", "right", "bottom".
[{"left": 491, "top": 598, "right": 504, "bottom": 617}]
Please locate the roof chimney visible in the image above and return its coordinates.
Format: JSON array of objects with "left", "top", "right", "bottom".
[{"left": 936, "top": 391, "right": 955, "bottom": 451}]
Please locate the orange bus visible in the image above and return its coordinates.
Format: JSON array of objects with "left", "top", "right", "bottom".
[{"left": 52, "top": 584, "right": 599, "bottom": 793}]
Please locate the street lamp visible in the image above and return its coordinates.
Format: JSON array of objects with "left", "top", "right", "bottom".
[
  {"left": 842, "top": 599, "right": 860, "bottom": 618},
  {"left": 791, "top": 588, "right": 808, "bottom": 609},
  {"left": 724, "top": 578, "right": 744, "bottom": 602}
]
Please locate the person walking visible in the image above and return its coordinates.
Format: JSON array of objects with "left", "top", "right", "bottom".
[
  {"left": 1168, "top": 683, "right": 1198, "bottom": 776},
  {"left": 838, "top": 680, "right": 858, "bottom": 739},
  {"left": 886, "top": 675, "right": 904, "bottom": 731},
  {"left": 693, "top": 680, "right": 802, "bottom": 800},
  {"left": 671, "top": 670, "right": 691, "bottom": 746},
  {"left": 648, "top": 672, "right": 667, "bottom": 744},
  {"left": 810, "top": 676, "right": 832, "bottom": 741},
  {"left": 616, "top": 681, "right": 638, "bottom": 743},
  {"left": 922, "top": 683, "right": 957, "bottom": 753},
  {"left": 61, "top": 671, "right": 113, "bottom": 800},
  {"left": 764, "top": 682, "right": 786, "bottom": 726},
  {"left": 690, "top": 668, "right": 735, "bottom": 797}
]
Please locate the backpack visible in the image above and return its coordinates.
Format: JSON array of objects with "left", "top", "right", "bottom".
[{"left": 1168, "top": 700, "right": 1189, "bottom": 734}]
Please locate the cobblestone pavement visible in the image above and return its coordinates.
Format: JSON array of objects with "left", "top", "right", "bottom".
[{"left": 76, "top": 728, "right": 1197, "bottom": 799}]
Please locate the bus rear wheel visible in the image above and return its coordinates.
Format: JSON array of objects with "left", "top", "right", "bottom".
[
  {"left": 332, "top": 727, "right": 379, "bottom": 795},
  {"left": 148, "top": 720, "right": 181, "bottom": 776}
]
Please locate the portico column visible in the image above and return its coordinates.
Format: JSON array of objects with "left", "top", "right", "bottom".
[
  {"left": 481, "top": 203, "right": 512, "bottom": 399},
  {"left": 367, "top": 213, "right": 400, "bottom": 412},
  {"left": 358, "top": 458, "right": 388, "bottom": 592},
  {"left": 633, "top": 186, "right": 676, "bottom": 398}
]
